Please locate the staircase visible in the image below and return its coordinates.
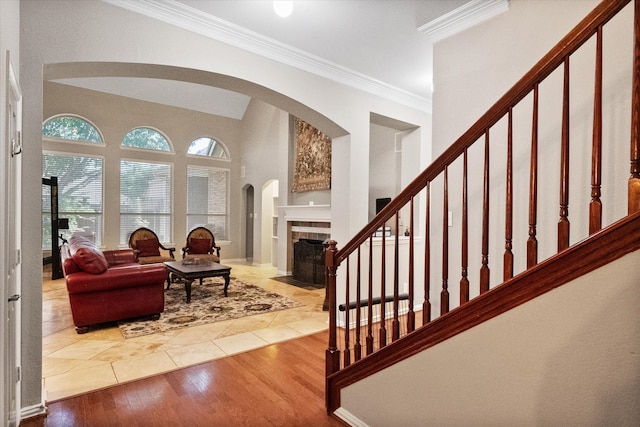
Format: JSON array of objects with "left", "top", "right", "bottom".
[{"left": 324, "top": 0, "right": 640, "bottom": 423}]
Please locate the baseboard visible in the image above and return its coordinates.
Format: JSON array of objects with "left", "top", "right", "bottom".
[
  {"left": 254, "top": 262, "right": 278, "bottom": 268},
  {"left": 20, "top": 402, "right": 47, "bottom": 422},
  {"left": 221, "top": 257, "right": 250, "bottom": 264},
  {"left": 334, "top": 407, "right": 369, "bottom": 427},
  {"left": 21, "top": 379, "right": 48, "bottom": 421}
]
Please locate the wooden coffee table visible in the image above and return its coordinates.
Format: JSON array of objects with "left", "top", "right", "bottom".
[{"left": 164, "top": 261, "right": 232, "bottom": 303}]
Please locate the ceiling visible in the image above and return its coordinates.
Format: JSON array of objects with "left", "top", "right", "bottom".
[{"left": 53, "top": 0, "right": 508, "bottom": 119}]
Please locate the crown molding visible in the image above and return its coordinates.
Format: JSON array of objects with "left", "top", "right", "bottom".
[
  {"left": 418, "top": 0, "right": 510, "bottom": 43},
  {"left": 103, "top": 0, "right": 432, "bottom": 113}
]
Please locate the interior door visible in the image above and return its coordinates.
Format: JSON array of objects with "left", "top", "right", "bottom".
[{"left": 4, "top": 51, "right": 22, "bottom": 427}]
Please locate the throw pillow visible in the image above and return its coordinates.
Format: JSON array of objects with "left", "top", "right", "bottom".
[
  {"left": 189, "top": 238, "right": 211, "bottom": 254},
  {"left": 136, "top": 238, "right": 161, "bottom": 257},
  {"left": 71, "top": 244, "right": 109, "bottom": 274},
  {"left": 68, "top": 234, "right": 94, "bottom": 250}
]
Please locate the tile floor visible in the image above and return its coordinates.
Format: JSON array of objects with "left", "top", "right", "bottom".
[{"left": 42, "top": 262, "right": 329, "bottom": 402}]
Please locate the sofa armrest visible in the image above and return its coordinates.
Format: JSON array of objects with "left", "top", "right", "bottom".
[{"left": 103, "top": 249, "right": 137, "bottom": 266}]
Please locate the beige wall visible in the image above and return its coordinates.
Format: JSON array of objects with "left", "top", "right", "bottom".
[{"left": 340, "top": 250, "right": 640, "bottom": 426}]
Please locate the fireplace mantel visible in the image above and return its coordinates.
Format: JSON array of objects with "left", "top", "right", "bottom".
[{"left": 279, "top": 204, "right": 331, "bottom": 222}]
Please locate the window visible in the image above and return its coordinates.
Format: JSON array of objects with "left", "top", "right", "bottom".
[
  {"left": 42, "top": 115, "right": 103, "bottom": 143},
  {"left": 42, "top": 153, "right": 104, "bottom": 247},
  {"left": 122, "top": 127, "right": 171, "bottom": 151},
  {"left": 187, "top": 137, "right": 228, "bottom": 159},
  {"left": 187, "top": 166, "right": 229, "bottom": 240},
  {"left": 120, "top": 160, "right": 172, "bottom": 245}
]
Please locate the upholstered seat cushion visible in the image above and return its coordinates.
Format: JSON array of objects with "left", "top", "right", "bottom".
[
  {"left": 136, "top": 238, "right": 161, "bottom": 257},
  {"left": 184, "top": 253, "right": 220, "bottom": 263},
  {"left": 138, "top": 255, "right": 174, "bottom": 265},
  {"left": 188, "top": 238, "right": 211, "bottom": 254}
]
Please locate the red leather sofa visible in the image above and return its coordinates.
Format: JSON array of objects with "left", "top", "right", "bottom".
[{"left": 61, "top": 235, "right": 167, "bottom": 334}]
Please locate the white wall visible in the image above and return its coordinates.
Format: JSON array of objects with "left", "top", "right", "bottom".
[
  {"left": 431, "top": 0, "right": 631, "bottom": 297},
  {"left": 369, "top": 124, "right": 399, "bottom": 222},
  {"left": 19, "top": 0, "right": 431, "bottom": 410},
  {"left": 239, "top": 99, "right": 285, "bottom": 265},
  {"left": 338, "top": 1, "right": 638, "bottom": 424}
]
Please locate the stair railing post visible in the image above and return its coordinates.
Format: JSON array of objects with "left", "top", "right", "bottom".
[{"left": 325, "top": 240, "right": 340, "bottom": 411}]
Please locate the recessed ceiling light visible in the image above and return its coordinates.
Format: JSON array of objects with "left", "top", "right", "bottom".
[{"left": 273, "top": 1, "right": 293, "bottom": 18}]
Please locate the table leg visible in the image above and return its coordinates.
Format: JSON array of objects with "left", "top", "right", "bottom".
[
  {"left": 223, "top": 274, "right": 230, "bottom": 297},
  {"left": 185, "top": 279, "right": 193, "bottom": 303}
]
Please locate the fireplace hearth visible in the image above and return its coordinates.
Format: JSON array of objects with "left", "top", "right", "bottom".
[{"left": 293, "top": 239, "right": 326, "bottom": 285}]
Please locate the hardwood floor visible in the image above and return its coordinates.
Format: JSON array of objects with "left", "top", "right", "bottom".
[{"left": 22, "top": 331, "right": 344, "bottom": 427}]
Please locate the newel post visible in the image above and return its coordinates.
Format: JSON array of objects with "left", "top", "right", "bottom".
[
  {"left": 325, "top": 240, "right": 340, "bottom": 410},
  {"left": 630, "top": 0, "right": 640, "bottom": 213}
]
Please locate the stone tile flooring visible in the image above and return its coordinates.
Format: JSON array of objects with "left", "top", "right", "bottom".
[{"left": 42, "top": 262, "right": 328, "bottom": 401}]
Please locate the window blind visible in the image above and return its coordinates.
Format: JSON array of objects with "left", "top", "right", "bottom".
[{"left": 120, "top": 160, "right": 172, "bottom": 245}]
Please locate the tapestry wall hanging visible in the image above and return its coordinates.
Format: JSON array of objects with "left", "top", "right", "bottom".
[{"left": 292, "top": 118, "right": 331, "bottom": 192}]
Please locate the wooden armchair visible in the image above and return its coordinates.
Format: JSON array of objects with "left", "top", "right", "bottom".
[
  {"left": 182, "top": 226, "right": 221, "bottom": 263},
  {"left": 128, "top": 227, "right": 176, "bottom": 264}
]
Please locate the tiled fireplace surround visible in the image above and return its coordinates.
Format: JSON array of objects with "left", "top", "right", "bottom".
[
  {"left": 289, "top": 221, "right": 331, "bottom": 275},
  {"left": 280, "top": 205, "right": 331, "bottom": 275}
]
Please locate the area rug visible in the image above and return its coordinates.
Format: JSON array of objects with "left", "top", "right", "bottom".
[{"left": 118, "top": 277, "right": 303, "bottom": 339}]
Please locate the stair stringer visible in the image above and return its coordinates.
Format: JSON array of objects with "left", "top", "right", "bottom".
[{"left": 337, "top": 248, "right": 640, "bottom": 426}]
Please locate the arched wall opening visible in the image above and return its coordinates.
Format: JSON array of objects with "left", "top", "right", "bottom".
[
  {"left": 44, "top": 62, "right": 348, "bottom": 139},
  {"left": 20, "top": 0, "right": 430, "bottom": 410},
  {"left": 42, "top": 62, "right": 349, "bottom": 263}
]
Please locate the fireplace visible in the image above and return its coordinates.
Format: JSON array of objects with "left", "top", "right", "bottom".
[
  {"left": 279, "top": 204, "right": 331, "bottom": 285},
  {"left": 293, "top": 238, "right": 326, "bottom": 285}
]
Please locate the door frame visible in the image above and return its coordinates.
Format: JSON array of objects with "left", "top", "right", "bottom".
[{"left": 3, "top": 50, "right": 22, "bottom": 427}]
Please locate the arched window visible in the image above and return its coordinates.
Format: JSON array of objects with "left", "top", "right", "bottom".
[
  {"left": 122, "top": 127, "right": 171, "bottom": 151},
  {"left": 187, "top": 137, "right": 228, "bottom": 159},
  {"left": 42, "top": 115, "right": 103, "bottom": 143}
]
